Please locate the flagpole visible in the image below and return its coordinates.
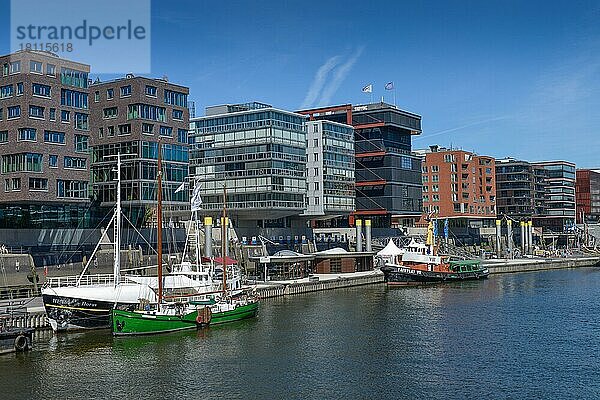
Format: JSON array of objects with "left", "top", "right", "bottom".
[{"left": 393, "top": 88, "right": 396, "bottom": 106}]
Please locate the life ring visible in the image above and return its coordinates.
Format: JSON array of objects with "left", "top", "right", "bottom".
[{"left": 14, "top": 335, "right": 28, "bottom": 352}]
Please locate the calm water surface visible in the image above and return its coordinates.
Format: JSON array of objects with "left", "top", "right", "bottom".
[{"left": 2, "top": 268, "right": 600, "bottom": 399}]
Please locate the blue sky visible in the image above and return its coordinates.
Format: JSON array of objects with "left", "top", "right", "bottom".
[{"left": 1, "top": 0, "right": 599, "bottom": 167}]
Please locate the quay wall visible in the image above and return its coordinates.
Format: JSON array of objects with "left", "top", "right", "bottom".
[
  {"left": 483, "top": 257, "right": 600, "bottom": 274},
  {"left": 256, "top": 273, "right": 385, "bottom": 299}
]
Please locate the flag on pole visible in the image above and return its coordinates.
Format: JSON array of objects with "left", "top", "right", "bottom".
[
  {"left": 444, "top": 218, "right": 449, "bottom": 238},
  {"left": 175, "top": 181, "right": 185, "bottom": 193},
  {"left": 385, "top": 82, "right": 394, "bottom": 90},
  {"left": 190, "top": 183, "right": 203, "bottom": 211},
  {"left": 362, "top": 84, "right": 373, "bottom": 93}
]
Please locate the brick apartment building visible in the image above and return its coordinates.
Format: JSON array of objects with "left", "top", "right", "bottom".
[
  {"left": 90, "top": 75, "right": 190, "bottom": 226},
  {"left": 0, "top": 50, "right": 92, "bottom": 228},
  {"left": 576, "top": 169, "right": 600, "bottom": 223},
  {"left": 417, "top": 146, "right": 496, "bottom": 241}
]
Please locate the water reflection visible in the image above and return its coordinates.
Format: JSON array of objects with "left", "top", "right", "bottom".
[{"left": 1, "top": 268, "right": 600, "bottom": 399}]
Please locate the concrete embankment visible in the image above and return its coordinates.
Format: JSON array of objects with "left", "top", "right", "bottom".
[
  {"left": 483, "top": 256, "right": 600, "bottom": 274},
  {"left": 255, "top": 271, "right": 384, "bottom": 299}
]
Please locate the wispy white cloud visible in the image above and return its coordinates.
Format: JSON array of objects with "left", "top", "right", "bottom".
[
  {"left": 414, "top": 116, "right": 511, "bottom": 141},
  {"left": 318, "top": 46, "right": 365, "bottom": 106},
  {"left": 300, "top": 56, "right": 341, "bottom": 109}
]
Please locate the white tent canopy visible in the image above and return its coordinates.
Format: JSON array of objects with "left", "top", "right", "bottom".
[{"left": 377, "top": 239, "right": 404, "bottom": 257}]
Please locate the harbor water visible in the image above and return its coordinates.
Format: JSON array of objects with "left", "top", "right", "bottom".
[{"left": 2, "top": 267, "right": 600, "bottom": 399}]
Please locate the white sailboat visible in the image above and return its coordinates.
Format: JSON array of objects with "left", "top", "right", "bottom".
[{"left": 41, "top": 153, "right": 219, "bottom": 331}]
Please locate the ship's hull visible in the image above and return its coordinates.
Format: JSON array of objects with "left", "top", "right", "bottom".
[
  {"left": 112, "top": 301, "right": 260, "bottom": 336},
  {"left": 210, "top": 301, "right": 260, "bottom": 325},
  {"left": 42, "top": 293, "right": 134, "bottom": 331},
  {"left": 112, "top": 308, "right": 200, "bottom": 336},
  {"left": 381, "top": 265, "right": 489, "bottom": 285}
]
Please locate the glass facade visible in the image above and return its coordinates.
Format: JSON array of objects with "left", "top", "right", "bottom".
[{"left": 190, "top": 107, "right": 307, "bottom": 216}]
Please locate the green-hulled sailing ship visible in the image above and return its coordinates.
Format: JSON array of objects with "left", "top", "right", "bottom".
[{"left": 111, "top": 152, "right": 259, "bottom": 336}]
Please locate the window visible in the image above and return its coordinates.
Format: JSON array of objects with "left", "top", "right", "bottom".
[
  {"left": 64, "top": 156, "right": 87, "bottom": 169},
  {"left": 29, "top": 105, "right": 44, "bottom": 119},
  {"left": 0, "top": 131, "right": 7, "bottom": 143},
  {"left": 94, "top": 91, "right": 100, "bottom": 102},
  {"left": 431, "top": 165, "right": 439, "bottom": 172},
  {"left": 314, "top": 167, "right": 319, "bottom": 176},
  {"left": 314, "top": 182, "right": 320, "bottom": 191},
  {"left": 16, "top": 82, "right": 23, "bottom": 95},
  {"left": 10, "top": 61, "right": 21, "bottom": 74},
  {"left": 401, "top": 156, "right": 412, "bottom": 170},
  {"left": 57, "top": 180, "right": 88, "bottom": 198},
  {"left": 1, "top": 153, "right": 43, "bottom": 173},
  {"left": 120, "top": 85, "right": 132, "bottom": 97},
  {"left": 432, "top": 175, "right": 439, "bottom": 182},
  {"left": 29, "top": 177, "right": 48, "bottom": 191},
  {"left": 172, "top": 109, "right": 183, "bottom": 120},
  {"left": 103, "top": 107, "right": 118, "bottom": 118},
  {"left": 8, "top": 106, "right": 21, "bottom": 119},
  {"left": 108, "top": 126, "right": 115, "bottom": 136},
  {"left": 1, "top": 63, "right": 6, "bottom": 76},
  {"left": 118, "top": 124, "right": 131, "bottom": 135},
  {"left": 49, "top": 155, "right": 58, "bottom": 167},
  {"left": 432, "top": 184, "right": 439, "bottom": 192},
  {"left": 98, "top": 127, "right": 103, "bottom": 139},
  {"left": 107, "top": 88, "right": 114, "bottom": 99},
  {"left": 433, "top": 194, "right": 440, "bottom": 202},
  {"left": 61, "top": 110, "right": 70, "bottom": 122},
  {"left": 159, "top": 126, "right": 173, "bottom": 137},
  {"left": 75, "top": 135, "right": 89, "bottom": 152},
  {"left": 164, "top": 89, "right": 187, "bottom": 107},
  {"left": 61, "top": 89, "right": 88, "bottom": 109},
  {"left": 145, "top": 85, "right": 157, "bottom": 96},
  {"left": 444, "top": 154, "right": 455, "bottom": 163},
  {"left": 128, "top": 104, "right": 166, "bottom": 121},
  {"left": 44, "top": 130, "right": 65, "bottom": 144},
  {"left": 19, "top": 128, "right": 37, "bottom": 141},
  {"left": 451, "top": 164, "right": 458, "bottom": 172},
  {"left": 74, "top": 113, "right": 89, "bottom": 130},
  {"left": 30, "top": 61, "right": 43, "bottom": 74},
  {"left": 142, "top": 123, "right": 154, "bottom": 134},
  {"left": 0, "top": 84, "right": 13, "bottom": 98},
  {"left": 313, "top": 153, "right": 318, "bottom": 162},
  {"left": 46, "top": 64, "right": 56, "bottom": 76},
  {"left": 32, "top": 83, "right": 51, "bottom": 97},
  {"left": 314, "top": 139, "right": 318, "bottom": 147},
  {"left": 422, "top": 175, "right": 428, "bottom": 182},
  {"left": 422, "top": 166, "right": 428, "bottom": 173},
  {"left": 0, "top": 108, "right": 3, "bottom": 120},
  {"left": 177, "top": 128, "right": 187, "bottom": 143},
  {"left": 11, "top": 178, "right": 21, "bottom": 191},
  {"left": 60, "top": 67, "right": 88, "bottom": 88},
  {"left": 314, "top": 197, "right": 319, "bottom": 205}
]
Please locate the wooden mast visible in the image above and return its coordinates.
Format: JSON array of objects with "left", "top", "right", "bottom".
[
  {"left": 157, "top": 142, "right": 163, "bottom": 311},
  {"left": 222, "top": 184, "right": 227, "bottom": 297}
]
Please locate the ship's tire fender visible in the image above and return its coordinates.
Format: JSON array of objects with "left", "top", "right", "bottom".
[{"left": 14, "top": 335, "right": 28, "bottom": 352}]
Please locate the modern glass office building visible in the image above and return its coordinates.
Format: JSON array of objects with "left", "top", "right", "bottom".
[
  {"left": 532, "top": 160, "right": 576, "bottom": 232},
  {"left": 302, "top": 120, "right": 354, "bottom": 218},
  {"left": 189, "top": 103, "right": 307, "bottom": 227},
  {"left": 299, "top": 102, "right": 422, "bottom": 228},
  {"left": 495, "top": 158, "right": 548, "bottom": 218}
]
